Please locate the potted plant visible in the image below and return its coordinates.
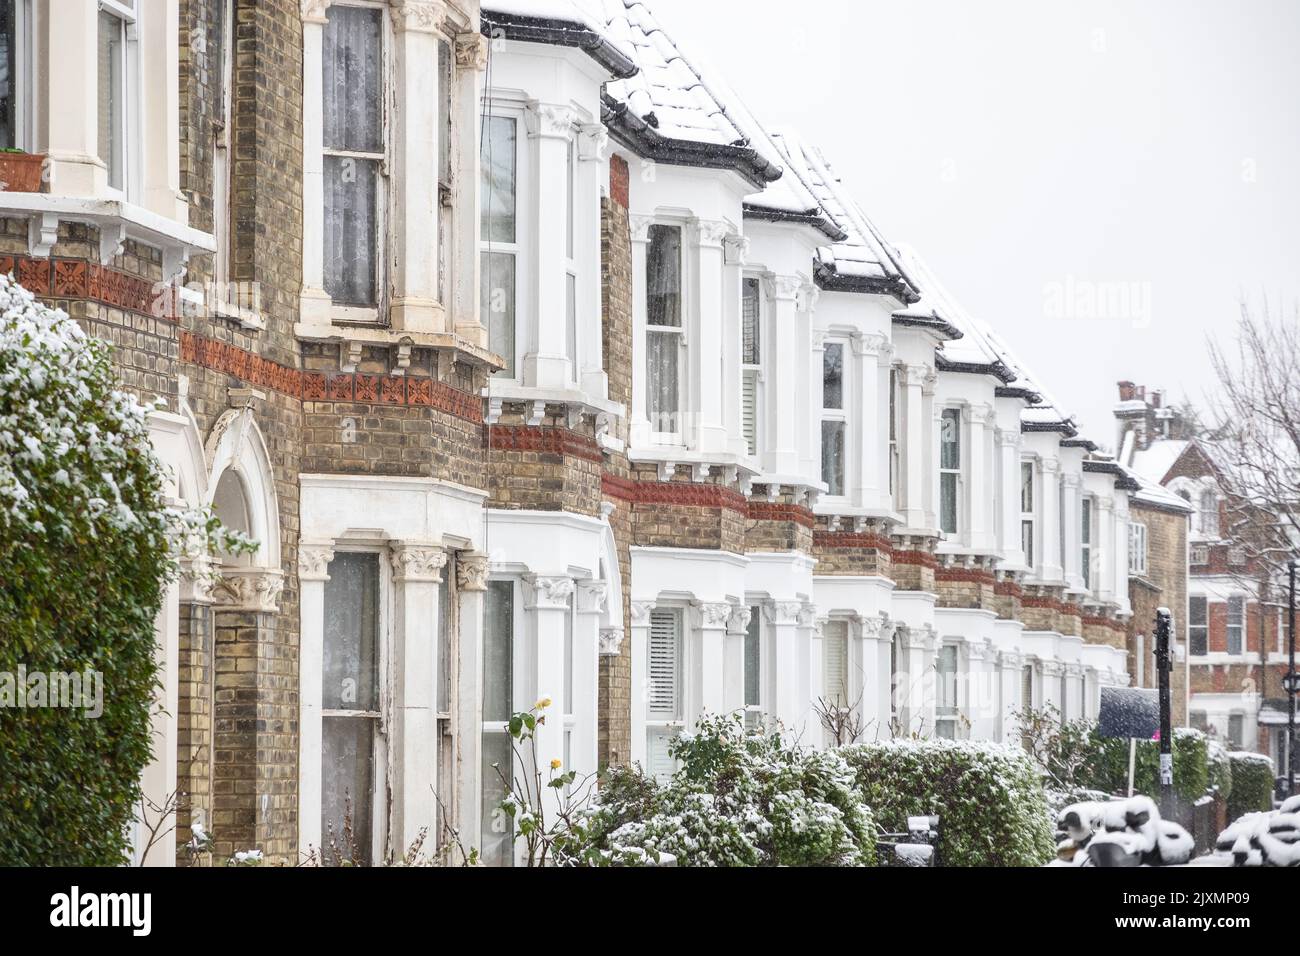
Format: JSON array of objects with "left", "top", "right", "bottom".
[{"left": 0, "top": 148, "right": 46, "bottom": 192}]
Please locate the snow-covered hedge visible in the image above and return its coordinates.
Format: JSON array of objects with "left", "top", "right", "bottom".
[
  {"left": 843, "top": 739, "right": 1055, "bottom": 866},
  {"left": 1226, "top": 752, "right": 1273, "bottom": 821},
  {"left": 0, "top": 276, "right": 172, "bottom": 865},
  {"left": 1206, "top": 739, "right": 1233, "bottom": 802},
  {"left": 1085, "top": 727, "right": 1209, "bottom": 804},
  {"left": 563, "top": 714, "right": 876, "bottom": 866}
]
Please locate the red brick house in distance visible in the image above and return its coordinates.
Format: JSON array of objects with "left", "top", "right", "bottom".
[{"left": 1117, "top": 381, "right": 1291, "bottom": 774}]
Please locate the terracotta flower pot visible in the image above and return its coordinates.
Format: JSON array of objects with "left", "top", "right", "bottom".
[{"left": 0, "top": 152, "right": 46, "bottom": 192}]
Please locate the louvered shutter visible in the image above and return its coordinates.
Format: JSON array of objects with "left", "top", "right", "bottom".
[
  {"left": 647, "top": 730, "right": 675, "bottom": 782},
  {"left": 648, "top": 609, "right": 680, "bottom": 720},
  {"left": 823, "top": 621, "right": 848, "bottom": 708},
  {"left": 742, "top": 369, "right": 758, "bottom": 455}
]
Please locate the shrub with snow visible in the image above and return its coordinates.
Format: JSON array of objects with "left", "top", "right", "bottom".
[
  {"left": 561, "top": 714, "right": 876, "bottom": 867},
  {"left": 0, "top": 276, "right": 189, "bottom": 864},
  {"left": 1226, "top": 751, "right": 1274, "bottom": 821},
  {"left": 843, "top": 738, "right": 1056, "bottom": 867}
]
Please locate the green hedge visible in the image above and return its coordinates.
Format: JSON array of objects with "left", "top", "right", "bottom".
[
  {"left": 1206, "top": 741, "right": 1233, "bottom": 802},
  {"left": 842, "top": 739, "right": 1055, "bottom": 867},
  {"left": 1083, "top": 728, "right": 1209, "bottom": 803},
  {"left": 0, "top": 277, "right": 171, "bottom": 865},
  {"left": 1227, "top": 752, "right": 1274, "bottom": 820}
]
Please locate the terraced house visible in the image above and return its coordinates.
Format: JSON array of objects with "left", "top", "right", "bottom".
[{"left": 1, "top": 0, "right": 1154, "bottom": 866}]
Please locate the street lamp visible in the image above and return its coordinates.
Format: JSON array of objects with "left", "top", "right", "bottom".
[
  {"left": 1287, "top": 560, "right": 1297, "bottom": 798},
  {"left": 1155, "top": 608, "right": 1174, "bottom": 817}
]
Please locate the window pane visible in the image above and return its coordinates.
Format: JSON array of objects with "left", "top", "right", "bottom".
[
  {"left": 321, "top": 715, "right": 374, "bottom": 865},
  {"left": 940, "top": 408, "right": 961, "bottom": 469},
  {"left": 437, "top": 571, "right": 452, "bottom": 715},
  {"left": 741, "top": 278, "right": 760, "bottom": 365},
  {"left": 483, "top": 580, "right": 514, "bottom": 723},
  {"left": 744, "top": 608, "right": 761, "bottom": 709},
  {"left": 822, "top": 343, "right": 844, "bottom": 409},
  {"left": 937, "top": 645, "right": 958, "bottom": 712},
  {"left": 646, "top": 225, "right": 681, "bottom": 328},
  {"left": 0, "top": 0, "right": 17, "bottom": 149},
  {"left": 97, "top": 11, "right": 123, "bottom": 190},
  {"left": 438, "top": 38, "right": 452, "bottom": 186},
  {"left": 323, "top": 553, "right": 379, "bottom": 712},
  {"left": 647, "top": 329, "right": 679, "bottom": 432},
  {"left": 821, "top": 419, "right": 845, "bottom": 496},
  {"left": 481, "top": 251, "right": 516, "bottom": 376},
  {"left": 1227, "top": 597, "right": 1244, "bottom": 655},
  {"left": 324, "top": 155, "right": 379, "bottom": 306},
  {"left": 323, "top": 5, "right": 382, "bottom": 152},
  {"left": 480, "top": 116, "right": 516, "bottom": 243},
  {"left": 1021, "top": 519, "right": 1034, "bottom": 566},
  {"left": 1020, "top": 461, "right": 1034, "bottom": 512},
  {"left": 565, "top": 138, "right": 575, "bottom": 259},
  {"left": 479, "top": 731, "right": 514, "bottom": 867},
  {"left": 566, "top": 272, "right": 578, "bottom": 370},
  {"left": 940, "top": 472, "right": 958, "bottom": 535}
]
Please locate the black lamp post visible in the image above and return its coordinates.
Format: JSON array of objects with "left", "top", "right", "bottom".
[
  {"left": 1286, "top": 560, "right": 1297, "bottom": 798},
  {"left": 1155, "top": 608, "right": 1174, "bottom": 816}
]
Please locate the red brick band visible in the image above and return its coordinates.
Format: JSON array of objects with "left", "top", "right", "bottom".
[{"left": 487, "top": 424, "right": 603, "bottom": 463}]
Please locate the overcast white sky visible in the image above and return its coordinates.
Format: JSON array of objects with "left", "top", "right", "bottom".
[{"left": 649, "top": 0, "right": 1300, "bottom": 448}]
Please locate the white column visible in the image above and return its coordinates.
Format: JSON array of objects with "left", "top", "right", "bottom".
[
  {"left": 997, "top": 428, "right": 1024, "bottom": 566},
  {"left": 796, "top": 603, "right": 818, "bottom": 736},
  {"left": 574, "top": 580, "right": 607, "bottom": 775},
  {"left": 523, "top": 103, "right": 576, "bottom": 389},
  {"left": 998, "top": 651, "right": 1023, "bottom": 742},
  {"left": 389, "top": 3, "right": 447, "bottom": 333},
  {"left": 628, "top": 601, "right": 653, "bottom": 768},
  {"left": 138, "top": 575, "right": 180, "bottom": 865},
  {"left": 769, "top": 276, "right": 802, "bottom": 476},
  {"left": 799, "top": 291, "right": 818, "bottom": 479},
  {"left": 692, "top": 601, "right": 732, "bottom": 718},
  {"left": 967, "top": 640, "right": 998, "bottom": 740},
  {"left": 1042, "top": 660, "right": 1064, "bottom": 714},
  {"left": 853, "top": 333, "right": 889, "bottom": 511},
  {"left": 628, "top": 217, "right": 653, "bottom": 447},
  {"left": 899, "top": 626, "right": 937, "bottom": 736},
  {"left": 578, "top": 123, "right": 611, "bottom": 398},
  {"left": 1040, "top": 457, "right": 1064, "bottom": 583},
  {"left": 299, "top": 6, "right": 330, "bottom": 327},
  {"left": 523, "top": 574, "right": 573, "bottom": 811},
  {"left": 1097, "top": 496, "right": 1116, "bottom": 603},
  {"left": 141, "top": 0, "right": 185, "bottom": 221},
  {"left": 45, "top": 0, "right": 100, "bottom": 196},
  {"left": 724, "top": 606, "right": 751, "bottom": 716},
  {"left": 692, "top": 220, "right": 730, "bottom": 454},
  {"left": 296, "top": 542, "right": 334, "bottom": 857},
  {"left": 1062, "top": 473, "right": 1082, "bottom": 589},
  {"left": 388, "top": 542, "right": 445, "bottom": 851},
  {"left": 765, "top": 601, "right": 803, "bottom": 734},
  {"left": 900, "top": 364, "right": 930, "bottom": 530},
  {"left": 967, "top": 403, "right": 995, "bottom": 552},
  {"left": 859, "top": 615, "right": 894, "bottom": 740},
  {"left": 452, "top": 32, "right": 488, "bottom": 346},
  {"left": 454, "top": 552, "right": 488, "bottom": 851},
  {"left": 1066, "top": 664, "right": 1085, "bottom": 720}
]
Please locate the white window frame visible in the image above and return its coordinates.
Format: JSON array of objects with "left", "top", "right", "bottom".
[
  {"left": 740, "top": 276, "right": 763, "bottom": 457},
  {"left": 211, "top": 0, "right": 235, "bottom": 301},
  {"left": 939, "top": 407, "right": 962, "bottom": 536},
  {"left": 1081, "top": 495, "right": 1095, "bottom": 591},
  {"left": 481, "top": 576, "right": 523, "bottom": 867},
  {"left": 743, "top": 604, "right": 763, "bottom": 730},
  {"left": 480, "top": 101, "right": 527, "bottom": 378},
  {"left": 820, "top": 339, "right": 848, "bottom": 498},
  {"left": 1227, "top": 595, "right": 1245, "bottom": 656},
  {"left": 1020, "top": 458, "right": 1036, "bottom": 568},
  {"left": 564, "top": 136, "right": 578, "bottom": 382},
  {"left": 436, "top": 34, "right": 454, "bottom": 309},
  {"left": 321, "top": 1, "right": 390, "bottom": 322},
  {"left": 888, "top": 366, "right": 901, "bottom": 498},
  {"left": 1128, "top": 521, "right": 1148, "bottom": 576},
  {"left": 1199, "top": 488, "right": 1219, "bottom": 539},
  {"left": 2, "top": 0, "right": 34, "bottom": 152},
  {"left": 1189, "top": 594, "right": 1208, "bottom": 656},
  {"left": 935, "top": 643, "right": 960, "bottom": 739},
  {"left": 97, "top": 0, "right": 140, "bottom": 200},
  {"left": 1190, "top": 543, "right": 1209, "bottom": 566},
  {"left": 320, "top": 548, "right": 391, "bottom": 866},
  {"left": 645, "top": 222, "right": 686, "bottom": 444},
  {"left": 646, "top": 606, "right": 685, "bottom": 780}
]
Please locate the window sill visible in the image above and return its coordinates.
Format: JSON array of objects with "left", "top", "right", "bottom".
[
  {"left": 295, "top": 318, "right": 504, "bottom": 372},
  {"left": 627, "top": 445, "right": 764, "bottom": 485},
  {"left": 1, "top": 191, "right": 215, "bottom": 279},
  {"left": 484, "top": 381, "right": 625, "bottom": 443}
]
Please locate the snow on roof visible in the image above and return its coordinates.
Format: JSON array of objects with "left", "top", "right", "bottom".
[
  {"left": 890, "top": 245, "right": 1090, "bottom": 430},
  {"left": 596, "top": 0, "right": 782, "bottom": 169},
  {"left": 481, "top": 0, "right": 637, "bottom": 77},
  {"left": 767, "top": 130, "right": 915, "bottom": 296},
  {"left": 1128, "top": 439, "right": 1190, "bottom": 486},
  {"left": 1130, "top": 470, "right": 1195, "bottom": 514}
]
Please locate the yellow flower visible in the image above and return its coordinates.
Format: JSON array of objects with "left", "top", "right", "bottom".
[
  {"left": 535, "top": 697, "right": 552, "bottom": 710},
  {"left": 550, "top": 759, "right": 562, "bottom": 771}
]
